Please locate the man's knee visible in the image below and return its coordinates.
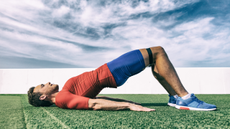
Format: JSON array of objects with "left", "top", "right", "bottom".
[
  {"left": 150, "top": 46, "right": 165, "bottom": 54},
  {"left": 149, "top": 46, "right": 167, "bottom": 58},
  {"left": 139, "top": 46, "right": 167, "bottom": 67}
]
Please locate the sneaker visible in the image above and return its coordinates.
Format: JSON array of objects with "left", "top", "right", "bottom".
[
  {"left": 175, "top": 94, "right": 217, "bottom": 111},
  {"left": 168, "top": 95, "right": 177, "bottom": 107}
]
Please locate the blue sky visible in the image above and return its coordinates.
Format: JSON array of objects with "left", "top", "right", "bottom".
[{"left": 0, "top": 0, "right": 230, "bottom": 68}]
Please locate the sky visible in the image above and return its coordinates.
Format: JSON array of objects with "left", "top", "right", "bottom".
[{"left": 0, "top": 0, "right": 230, "bottom": 68}]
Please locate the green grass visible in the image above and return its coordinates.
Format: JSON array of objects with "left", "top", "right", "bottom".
[{"left": 0, "top": 94, "right": 230, "bottom": 128}]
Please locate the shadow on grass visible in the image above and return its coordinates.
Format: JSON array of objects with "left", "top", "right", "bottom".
[{"left": 141, "top": 103, "right": 167, "bottom": 106}]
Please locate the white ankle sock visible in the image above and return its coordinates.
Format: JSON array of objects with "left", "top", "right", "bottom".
[{"left": 181, "top": 93, "right": 191, "bottom": 100}]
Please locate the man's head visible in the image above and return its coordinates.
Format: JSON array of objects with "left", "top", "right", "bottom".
[{"left": 28, "top": 82, "right": 59, "bottom": 107}]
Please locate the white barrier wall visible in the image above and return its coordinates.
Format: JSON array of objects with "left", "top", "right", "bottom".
[{"left": 0, "top": 67, "right": 230, "bottom": 94}]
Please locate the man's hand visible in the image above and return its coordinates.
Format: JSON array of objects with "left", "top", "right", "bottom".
[{"left": 88, "top": 99, "right": 155, "bottom": 112}]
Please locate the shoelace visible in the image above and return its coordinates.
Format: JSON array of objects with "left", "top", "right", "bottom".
[{"left": 193, "top": 96, "right": 204, "bottom": 107}]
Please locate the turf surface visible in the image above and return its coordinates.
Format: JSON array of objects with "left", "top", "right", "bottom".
[{"left": 0, "top": 94, "right": 229, "bottom": 128}]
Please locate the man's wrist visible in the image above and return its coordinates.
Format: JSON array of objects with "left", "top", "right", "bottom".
[{"left": 126, "top": 103, "right": 134, "bottom": 110}]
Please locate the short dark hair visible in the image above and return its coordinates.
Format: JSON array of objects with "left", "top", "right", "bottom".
[{"left": 27, "top": 87, "right": 53, "bottom": 107}]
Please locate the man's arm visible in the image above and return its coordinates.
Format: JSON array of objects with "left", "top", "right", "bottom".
[
  {"left": 96, "top": 96, "right": 141, "bottom": 105},
  {"left": 88, "top": 99, "right": 155, "bottom": 111}
]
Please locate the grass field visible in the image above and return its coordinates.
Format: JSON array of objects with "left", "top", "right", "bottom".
[{"left": 0, "top": 94, "right": 229, "bottom": 129}]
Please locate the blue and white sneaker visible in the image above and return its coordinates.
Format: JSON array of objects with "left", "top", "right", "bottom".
[
  {"left": 175, "top": 94, "right": 217, "bottom": 111},
  {"left": 168, "top": 95, "right": 177, "bottom": 107}
]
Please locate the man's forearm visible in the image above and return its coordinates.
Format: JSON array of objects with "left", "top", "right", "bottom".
[
  {"left": 96, "top": 96, "right": 140, "bottom": 105},
  {"left": 88, "top": 99, "right": 155, "bottom": 111},
  {"left": 88, "top": 99, "right": 130, "bottom": 111}
]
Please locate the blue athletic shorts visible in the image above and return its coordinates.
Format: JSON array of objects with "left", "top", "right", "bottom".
[{"left": 107, "top": 50, "right": 146, "bottom": 86}]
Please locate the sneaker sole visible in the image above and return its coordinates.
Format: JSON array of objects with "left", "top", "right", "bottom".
[
  {"left": 175, "top": 105, "right": 216, "bottom": 111},
  {"left": 168, "top": 103, "right": 176, "bottom": 107}
]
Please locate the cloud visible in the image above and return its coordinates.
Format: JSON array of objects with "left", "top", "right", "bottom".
[
  {"left": 0, "top": 0, "right": 230, "bottom": 68},
  {"left": 168, "top": 17, "right": 230, "bottom": 66}
]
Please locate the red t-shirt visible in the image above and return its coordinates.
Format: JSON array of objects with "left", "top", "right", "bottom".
[{"left": 55, "top": 64, "right": 117, "bottom": 109}]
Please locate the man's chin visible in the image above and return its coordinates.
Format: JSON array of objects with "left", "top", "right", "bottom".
[{"left": 53, "top": 85, "right": 59, "bottom": 93}]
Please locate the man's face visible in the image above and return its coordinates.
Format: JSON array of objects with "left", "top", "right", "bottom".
[{"left": 34, "top": 82, "right": 59, "bottom": 95}]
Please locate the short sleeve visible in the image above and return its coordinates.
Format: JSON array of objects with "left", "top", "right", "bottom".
[{"left": 55, "top": 91, "right": 90, "bottom": 109}]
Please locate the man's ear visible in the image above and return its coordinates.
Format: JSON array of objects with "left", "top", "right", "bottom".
[{"left": 39, "top": 95, "right": 47, "bottom": 101}]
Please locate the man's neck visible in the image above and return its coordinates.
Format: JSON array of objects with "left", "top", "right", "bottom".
[{"left": 49, "top": 92, "right": 59, "bottom": 104}]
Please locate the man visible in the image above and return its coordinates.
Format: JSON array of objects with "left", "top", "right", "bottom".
[{"left": 28, "top": 46, "right": 216, "bottom": 111}]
